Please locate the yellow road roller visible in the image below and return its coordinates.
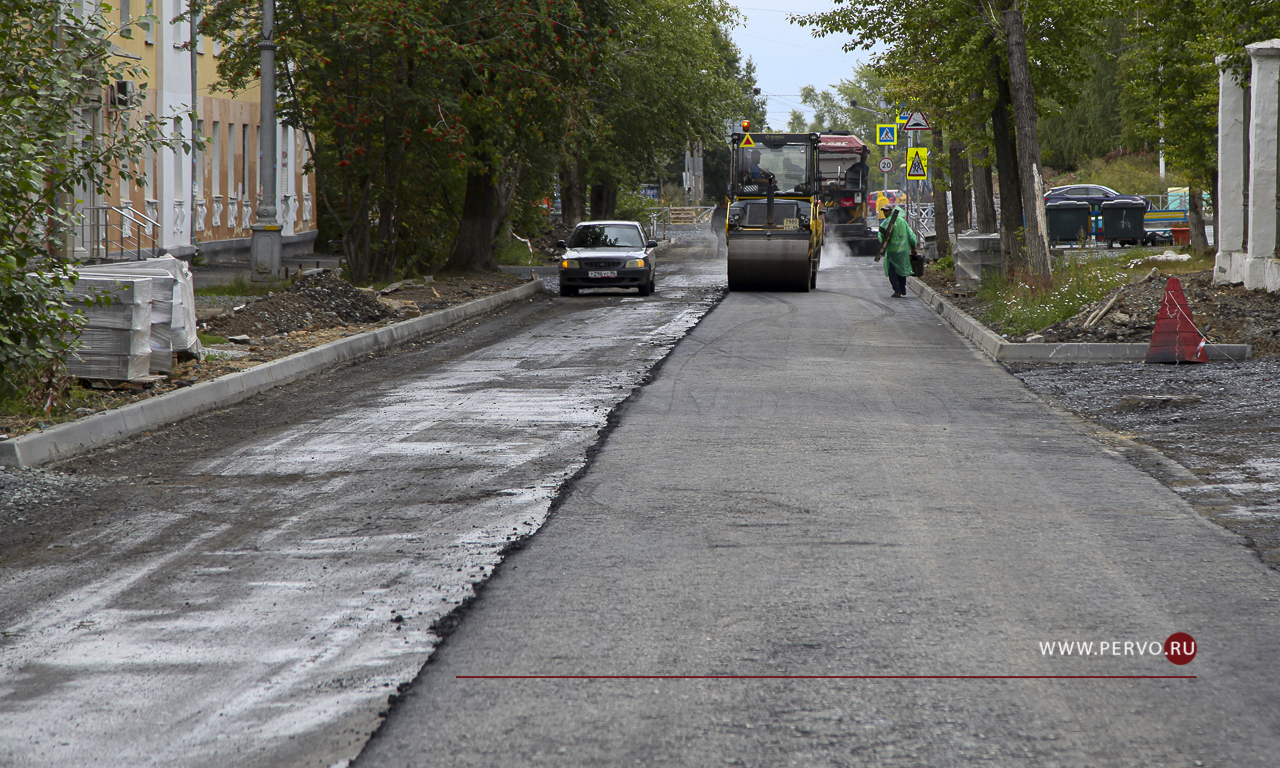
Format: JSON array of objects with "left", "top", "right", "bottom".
[{"left": 726, "top": 127, "right": 823, "bottom": 291}]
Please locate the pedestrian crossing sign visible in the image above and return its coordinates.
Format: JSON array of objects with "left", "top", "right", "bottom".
[
  {"left": 897, "top": 111, "right": 910, "bottom": 123},
  {"left": 876, "top": 124, "right": 898, "bottom": 146},
  {"left": 740, "top": 133, "right": 756, "bottom": 148},
  {"left": 906, "top": 147, "right": 928, "bottom": 180}
]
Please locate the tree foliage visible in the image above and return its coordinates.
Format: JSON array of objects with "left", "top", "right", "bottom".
[
  {"left": 0, "top": 0, "right": 184, "bottom": 401},
  {"left": 784, "top": 66, "right": 889, "bottom": 138},
  {"left": 202, "top": 0, "right": 751, "bottom": 276},
  {"left": 566, "top": 0, "right": 752, "bottom": 220}
]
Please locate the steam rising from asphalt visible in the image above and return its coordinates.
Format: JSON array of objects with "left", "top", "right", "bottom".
[{"left": 820, "top": 238, "right": 856, "bottom": 269}]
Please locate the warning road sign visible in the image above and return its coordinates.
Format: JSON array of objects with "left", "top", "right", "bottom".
[
  {"left": 902, "top": 112, "right": 931, "bottom": 130},
  {"left": 875, "top": 124, "right": 898, "bottom": 145},
  {"left": 878, "top": 157, "right": 895, "bottom": 173},
  {"left": 740, "top": 133, "right": 756, "bottom": 148},
  {"left": 906, "top": 147, "right": 928, "bottom": 179}
]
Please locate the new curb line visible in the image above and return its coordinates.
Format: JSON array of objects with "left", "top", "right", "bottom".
[
  {"left": 907, "top": 276, "right": 1250, "bottom": 364},
  {"left": 0, "top": 279, "right": 547, "bottom": 469}
]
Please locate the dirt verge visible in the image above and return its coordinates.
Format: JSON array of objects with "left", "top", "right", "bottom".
[
  {"left": 920, "top": 267, "right": 1280, "bottom": 357},
  {"left": 0, "top": 271, "right": 529, "bottom": 439}
]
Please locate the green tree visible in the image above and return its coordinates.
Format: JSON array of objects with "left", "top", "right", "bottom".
[
  {"left": 1120, "top": 0, "right": 1221, "bottom": 251},
  {"left": 794, "top": 0, "right": 1112, "bottom": 272},
  {"left": 565, "top": 0, "right": 748, "bottom": 221},
  {"left": 1, "top": 0, "right": 183, "bottom": 402},
  {"left": 203, "top": 0, "right": 598, "bottom": 278},
  {"left": 789, "top": 67, "right": 891, "bottom": 139}
]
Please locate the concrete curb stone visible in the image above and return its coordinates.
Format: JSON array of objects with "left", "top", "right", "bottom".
[
  {"left": 0, "top": 279, "right": 546, "bottom": 468},
  {"left": 907, "top": 276, "right": 1250, "bottom": 364}
]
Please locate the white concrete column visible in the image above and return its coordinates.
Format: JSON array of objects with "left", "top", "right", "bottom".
[
  {"left": 1216, "top": 55, "right": 1248, "bottom": 284},
  {"left": 1245, "top": 40, "right": 1280, "bottom": 290}
]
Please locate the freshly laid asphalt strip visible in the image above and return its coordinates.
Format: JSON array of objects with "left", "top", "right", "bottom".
[
  {"left": 357, "top": 256, "right": 1280, "bottom": 766},
  {"left": 0, "top": 280, "right": 544, "bottom": 468}
]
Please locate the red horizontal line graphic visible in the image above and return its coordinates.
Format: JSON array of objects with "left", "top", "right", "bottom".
[{"left": 457, "top": 674, "right": 1196, "bottom": 680}]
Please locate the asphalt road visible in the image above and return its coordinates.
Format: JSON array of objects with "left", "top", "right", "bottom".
[
  {"left": 356, "top": 248, "right": 1280, "bottom": 766},
  {"left": 0, "top": 234, "right": 724, "bottom": 768}
]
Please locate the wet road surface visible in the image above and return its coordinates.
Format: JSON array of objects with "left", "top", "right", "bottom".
[
  {"left": 0, "top": 235, "right": 723, "bottom": 768},
  {"left": 356, "top": 252, "right": 1280, "bottom": 766}
]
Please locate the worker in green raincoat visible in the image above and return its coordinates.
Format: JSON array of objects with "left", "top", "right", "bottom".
[{"left": 874, "top": 204, "right": 918, "bottom": 298}]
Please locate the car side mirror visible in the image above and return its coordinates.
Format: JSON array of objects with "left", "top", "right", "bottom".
[
  {"left": 646, "top": 240, "right": 658, "bottom": 249},
  {"left": 556, "top": 240, "right": 567, "bottom": 249}
]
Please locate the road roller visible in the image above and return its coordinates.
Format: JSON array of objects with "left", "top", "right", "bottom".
[{"left": 725, "top": 126, "right": 822, "bottom": 291}]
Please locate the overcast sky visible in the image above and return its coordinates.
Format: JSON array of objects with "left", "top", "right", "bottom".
[{"left": 728, "top": 1, "right": 877, "bottom": 129}]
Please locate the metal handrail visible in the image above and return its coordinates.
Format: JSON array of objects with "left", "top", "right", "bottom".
[{"left": 79, "top": 204, "right": 161, "bottom": 262}]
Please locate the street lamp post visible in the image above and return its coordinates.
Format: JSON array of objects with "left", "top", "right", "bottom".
[{"left": 249, "top": 0, "right": 281, "bottom": 281}]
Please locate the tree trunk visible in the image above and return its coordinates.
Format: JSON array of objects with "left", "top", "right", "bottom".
[
  {"left": 949, "top": 139, "right": 971, "bottom": 232},
  {"left": 372, "top": 197, "right": 398, "bottom": 281},
  {"left": 931, "top": 129, "right": 951, "bottom": 260},
  {"left": 971, "top": 141, "right": 999, "bottom": 232},
  {"left": 1003, "top": 9, "right": 1051, "bottom": 279},
  {"left": 444, "top": 170, "right": 500, "bottom": 272},
  {"left": 560, "top": 157, "right": 586, "bottom": 227},
  {"left": 1210, "top": 173, "right": 1219, "bottom": 252},
  {"left": 590, "top": 178, "right": 618, "bottom": 220},
  {"left": 1188, "top": 185, "right": 1210, "bottom": 254},
  {"left": 491, "top": 158, "right": 523, "bottom": 244},
  {"left": 991, "top": 54, "right": 1024, "bottom": 270}
]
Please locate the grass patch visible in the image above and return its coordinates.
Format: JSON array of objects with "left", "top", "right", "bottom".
[
  {"left": 197, "top": 332, "right": 230, "bottom": 345},
  {"left": 975, "top": 246, "right": 1215, "bottom": 335},
  {"left": 977, "top": 254, "right": 1129, "bottom": 335},
  {"left": 496, "top": 236, "right": 544, "bottom": 267},
  {"left": 193, "top": 273, "right": 285, "bottom": 297}
]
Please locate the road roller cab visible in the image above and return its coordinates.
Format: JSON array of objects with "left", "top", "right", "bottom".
[{"left": 725, "top": 129, "right": 822, "bottom": 291}]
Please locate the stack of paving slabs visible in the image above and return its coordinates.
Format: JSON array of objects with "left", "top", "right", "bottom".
[
  {"left": 66, "top": 276, "right": 153, "bottom": 381},
  {"left": 78, "top": 256, "right": 204, "bottom": 372}
]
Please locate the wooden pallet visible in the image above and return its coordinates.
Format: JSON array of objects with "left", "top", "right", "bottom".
[{"left": 81, "top": 374, "right": 166, "bottom": 391}]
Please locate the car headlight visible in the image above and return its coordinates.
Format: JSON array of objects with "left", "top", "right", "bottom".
[
  {"left": 728, "top": 214, "right": 740, "bottom": 229},
  {"left": 625, "top": 258, "right": 645, "bottom": 269},
  {"left": 561, "top": 259, "right": 579, "bottom": 269}
]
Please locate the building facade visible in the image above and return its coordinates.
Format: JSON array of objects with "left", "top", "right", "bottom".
[
  {"left": 1216, "top": 39, "right": 1280, "bottom": 291},
  {"left": 89, "top": 1, "right": 318, "bottom": 263}
]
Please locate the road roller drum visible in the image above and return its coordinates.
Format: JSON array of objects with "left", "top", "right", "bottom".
[{"left": 726, "top": 234, "right": 813, "bottom": 291}]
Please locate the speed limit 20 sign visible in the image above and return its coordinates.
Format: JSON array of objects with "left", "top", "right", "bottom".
[{"left": 877, "top": 157, "right": 895, "bottom": 174}]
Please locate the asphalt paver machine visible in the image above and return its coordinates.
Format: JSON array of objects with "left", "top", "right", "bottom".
[{"left": 726, "top": 127, "right": 823, "bottom": 291}]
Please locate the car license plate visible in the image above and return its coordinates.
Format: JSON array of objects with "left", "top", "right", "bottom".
[
  {"left": 782, "top": 218, "right": 800, "bottom": 230},
  {"left": 588, "top": 270, "right": 617, "bottom": 278}
]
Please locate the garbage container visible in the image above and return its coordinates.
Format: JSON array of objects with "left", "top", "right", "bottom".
[
  {"left": 1045, "top": 200, "right": 1092, "bottom": 244},
  {"left": 1100, "top": 199, "right": 1147, "bottom": 247}
]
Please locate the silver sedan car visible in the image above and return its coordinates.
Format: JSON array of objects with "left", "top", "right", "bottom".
[{"left": 557, "top": 220, "right": 658, "bottom": 297}]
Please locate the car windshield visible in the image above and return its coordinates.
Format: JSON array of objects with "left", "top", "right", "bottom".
[{"left": 568, "top": 224, "right": 643, "bottom": 248}]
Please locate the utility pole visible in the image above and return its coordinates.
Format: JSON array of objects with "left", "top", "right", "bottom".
[
  {"left": 249, "top": 0, "right": 281, "bottom": 281},
  {"left": 191, "top": 0, "right": 199, "bottom": 258}
]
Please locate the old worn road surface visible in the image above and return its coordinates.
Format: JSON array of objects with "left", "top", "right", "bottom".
[
  {"left": 0, "top": 235, "right": 722, "bottom": 768},
  {"left": 356, "top": 246, "right": 1280, "bottom": 766}
]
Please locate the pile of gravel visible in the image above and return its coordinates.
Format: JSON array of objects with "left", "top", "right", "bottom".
[{"left": 205, "top": 272, "right": 398, "bottom": 339}]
